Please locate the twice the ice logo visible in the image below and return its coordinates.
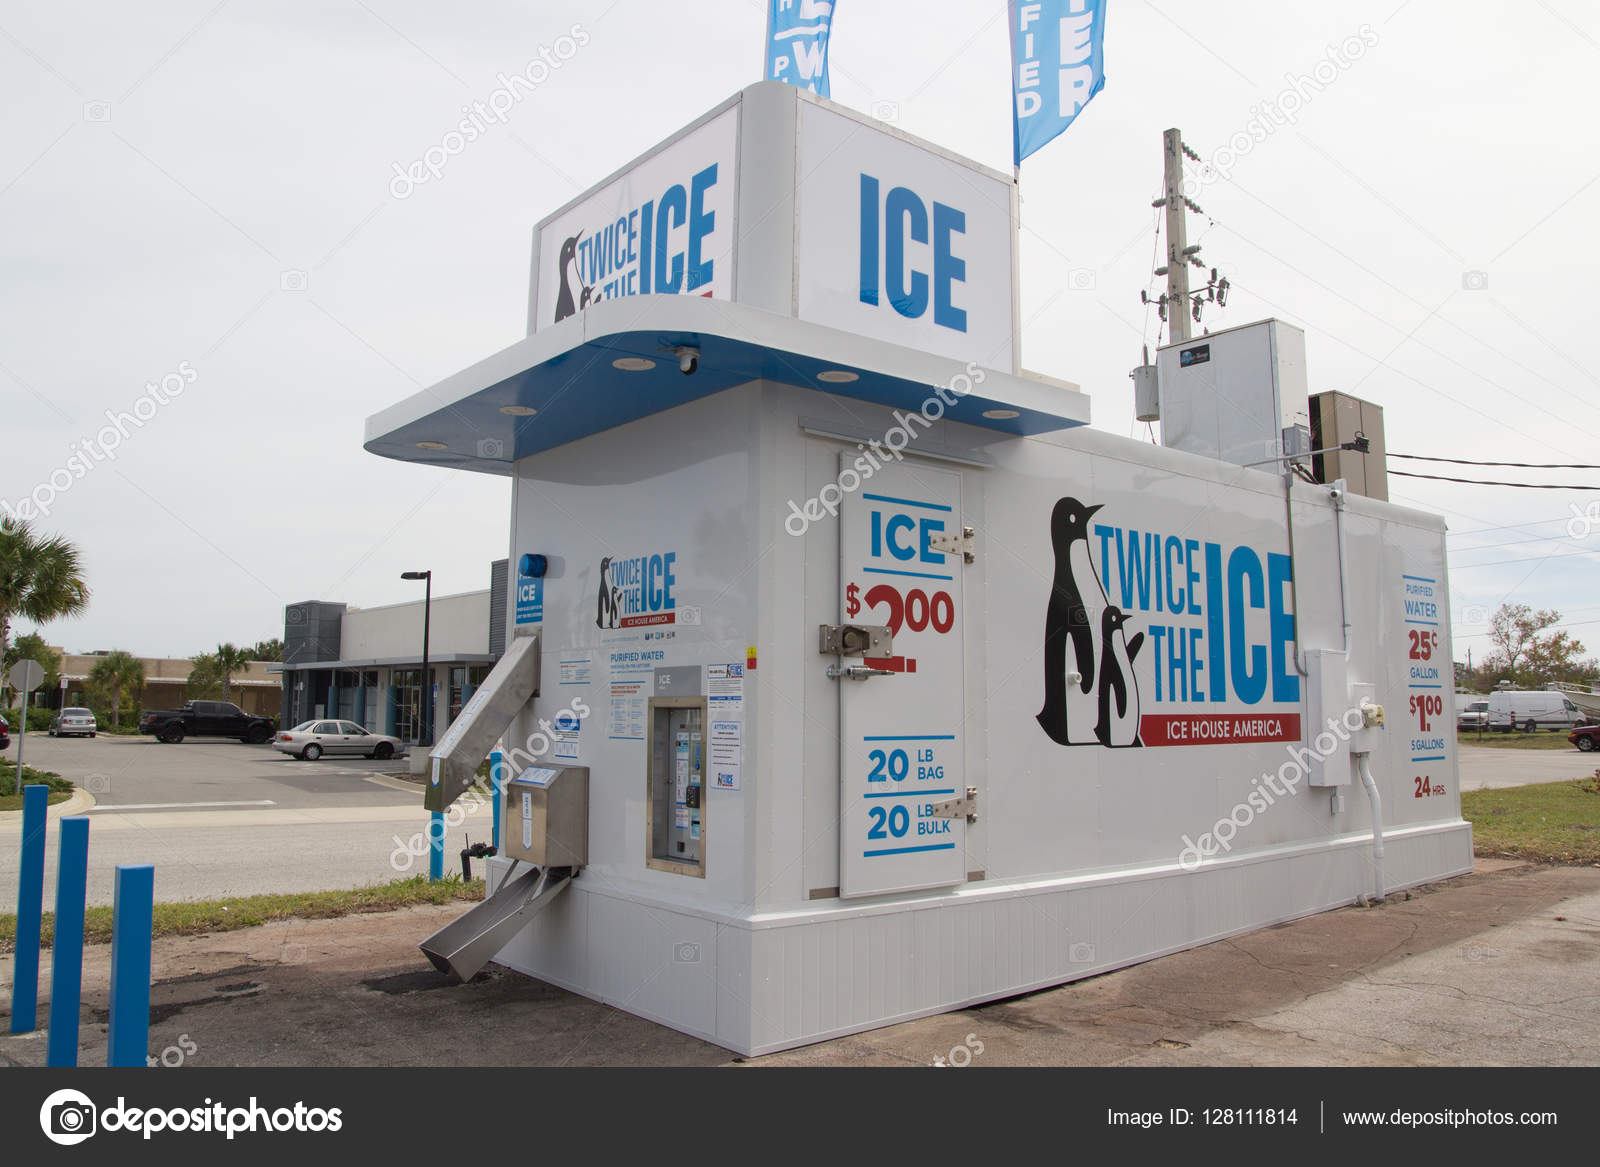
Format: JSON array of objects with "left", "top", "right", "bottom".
[
  {"left": 858, "top": 174, "right": 969, "bottom": 333},
  {"left": 595, "top": 552, "right": 678, "bottom": 629},
  {"left": 1037, "top": 498, "right": 1303, "bottom": 751},
  {"left": 552, "top": 165, "right": 720, "bottom": 323},
  {"left": 40, "top": 1088, "right": 342, "bottom": 1143}
]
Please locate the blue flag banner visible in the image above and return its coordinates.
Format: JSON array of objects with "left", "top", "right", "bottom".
[
  {"left": 766, "top": 0, "right": 837, "bottom": 97},
  {"left": 1010, "top": 0, "right": 1107, "bottom": 165}
]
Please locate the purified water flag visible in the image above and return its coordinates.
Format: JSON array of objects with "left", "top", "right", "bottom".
[
  {"left": 766, "top": 0, "right": 837, "bottom": 97},
  {"left": 1010, "top": 0, "right": 1107, "bottom": 164}
]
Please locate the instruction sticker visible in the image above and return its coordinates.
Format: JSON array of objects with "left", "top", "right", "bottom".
[
  {"left": 553, "top": 713, "right": 581, "bottom": 761},
  {"left": 710, "top": 718, "right": 742, "bottom": 790}
]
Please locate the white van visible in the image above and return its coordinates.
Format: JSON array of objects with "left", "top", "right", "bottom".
[{"left": 1486, "top": 690, "right": 1581, "bottom": 733}]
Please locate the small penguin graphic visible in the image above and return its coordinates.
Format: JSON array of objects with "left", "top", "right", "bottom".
[
  {"left": 1037, "top": 496, "right": 1107, "bottom": 745},
  {"left": 1096, "top": 607, "right": 1144, "bottom": 748},
  {"left": 554, "top": 233, "right": 588, "bottom": 323},
  {"left": 596, "top": 556, "right": 618, "bottom": 629}
]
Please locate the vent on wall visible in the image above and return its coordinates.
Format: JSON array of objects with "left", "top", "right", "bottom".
[
  {"left": 489, "top": 559, "right": 508, "bottom": 659},
  {"left": 283, "top": 601, "right": 345, "bottom": 666}
]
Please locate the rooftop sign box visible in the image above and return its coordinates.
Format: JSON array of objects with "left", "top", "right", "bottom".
[{"left": 528, "top": 82, "right": 1020, "bottom": 373}]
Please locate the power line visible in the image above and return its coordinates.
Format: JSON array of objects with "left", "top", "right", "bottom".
[
  {"left": 1450, "top": 546, "right": 1600, "bottom": 570},
  {"left": 1391, "top": 469, "right": 1600, "bottom": 489},
  {"left": 1392, "top": 452, "right": 1600, "bottom": 470}
]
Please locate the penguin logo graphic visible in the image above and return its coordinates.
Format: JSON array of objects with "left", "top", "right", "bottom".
[
  {"left": 1095, "top": 606, "right": 1144, "bottom": 747},
  {"left": 596, "top": 556, "right": 619, "bottom": 629},
  {"left": 1036, "top": 497, "right": 1107, "bottom": 746},
  {"left": 554, "top": 233, "right": 598, "bottom": 324}
]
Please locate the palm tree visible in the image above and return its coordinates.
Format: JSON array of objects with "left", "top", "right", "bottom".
[
  {"left": 0, "top": 517, "right": 89, "bottom": 688},
  {"left": 214, "top": 642, "right": 252, "bottom": 703},
  {"left": 88, "top": 650, "right": 144, "bottom": 730},
  {"left": 249, "top": 637, "right": 283, "bottom": 662}
]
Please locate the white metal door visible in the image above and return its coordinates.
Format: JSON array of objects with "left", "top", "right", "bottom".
[{"left": 838, "top": 460, "right": 967, "bottom": 898}]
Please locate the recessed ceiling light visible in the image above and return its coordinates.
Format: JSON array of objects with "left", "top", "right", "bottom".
[
  {"left": 613, "top": 357, "right": 655, "bottom": 371},
  {"left": 499, "top": 405, "right": 537, "bottom": 416},
  {"left": 981, "top": 409, "right": 1020, "bottom": 420},
  {"left": 817, "top": 369, "right": 859, "bottom": 383},
  {"left": 415, "top": 440, "right": 448, "bottom": 450}
]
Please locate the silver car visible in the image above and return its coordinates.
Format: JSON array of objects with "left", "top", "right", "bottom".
[
  {"left": 49, "top": 707, "right": 98, "bottom": 737},
  {"left": 273, "top": 719, "right": 403, "bottom": 761}
]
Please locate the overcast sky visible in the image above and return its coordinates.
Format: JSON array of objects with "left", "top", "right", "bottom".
[{"left": 2, "top": 0, "right": 1595, "bottom": 667}]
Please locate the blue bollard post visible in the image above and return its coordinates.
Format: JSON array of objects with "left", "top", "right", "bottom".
[
  {"left": 490, "top": 748, "right": 504, "bottom": 853},
  {"left": 107, "top": 864, "right": 154, "bottom": 1068},
  {"left": 429, "top": 811, "right": 444, "bottom": 881},
  {"left": 47, "top": 816, "right": 91, "bottom": 1067},
  {"left": 9, "top": 784, "right": 48, "bottom": 1034}
]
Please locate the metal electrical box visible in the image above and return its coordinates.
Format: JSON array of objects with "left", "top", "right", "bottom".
[
  {"left": 504, "top": 766, "right": 589, "bottom": 868},
  {"left": 1311, "top": 390, "right": 1388, "bottom": 500},
  {"left": 1157, "top": 318, "right": 1309, "bottom": 469},
  {"left": 1305, "top": 649, "right": 1351, "bottom": 788}
]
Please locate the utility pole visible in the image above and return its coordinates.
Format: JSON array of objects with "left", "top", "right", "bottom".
[
  {"left": 1144, "top": 128, "right": 1228, "bottom": 342},
  {"left": 1162, "top": 128, "right": 1192, "bottom": 343}
]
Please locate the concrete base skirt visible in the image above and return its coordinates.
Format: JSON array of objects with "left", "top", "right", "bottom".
[{"left": 485, "top": 820, "right": 1473, "bottom": 1056}]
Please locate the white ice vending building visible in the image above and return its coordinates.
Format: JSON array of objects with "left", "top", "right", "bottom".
[{"left": 366, "top": 83, "right": 1470, "bottom": 1055}]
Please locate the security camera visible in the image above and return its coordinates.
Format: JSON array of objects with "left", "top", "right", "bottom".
[{"left": 676, "top": 346, "right": 699, "bottom": 376}]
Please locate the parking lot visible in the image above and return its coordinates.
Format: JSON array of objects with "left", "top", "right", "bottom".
[
  {"left": 1458, "top": 742, "right": 1600, "bottom": 790},
  {"left": 0, "top": 735, "right": 485, "bottom": 907}
]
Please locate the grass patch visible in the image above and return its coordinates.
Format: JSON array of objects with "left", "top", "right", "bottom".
[
  {"left": 1457, "top": 731, "right": 1582, "bottom": 750},
  {"left": 0, "top": 875, "right": 486, "bottom": 954},
  {"left": 1462, "top": 777, "right": 1600, "bottom": 865},
  {"left": 0, "top": 760, "right": 76, "bottom": 811}
]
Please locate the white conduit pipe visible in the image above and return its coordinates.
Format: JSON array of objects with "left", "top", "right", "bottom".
[{"left": 1356, "top": 753, "right": 1386, "bottom": 902}]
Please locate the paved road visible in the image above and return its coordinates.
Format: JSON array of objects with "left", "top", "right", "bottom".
[
  {"left": 0, "top": 735, "right": 494, "bottom": 907},
  {"left": 1458, "top": 743, "right": 1600, "bottom": 790},
  {"left": 8, "top": 732, "right": 416, "bottom": 809}
]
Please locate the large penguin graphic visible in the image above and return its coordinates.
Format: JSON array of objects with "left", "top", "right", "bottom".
[
  {"left": 554, "top": 233, "right": 586, "bottom": 323},
  {"left": 1095, "top": 606, "right": 1144, "bottom": 747},
  {"left": 1037, "top": 497, "right": 1107, "bottom": 745},
  {"left": 596, "top": 556, "right": 618, "bottom": 629}
]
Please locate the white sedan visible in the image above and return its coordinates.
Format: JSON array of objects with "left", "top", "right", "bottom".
[{"left": 273, "top": 719, "right": 404, "bottom": 761}]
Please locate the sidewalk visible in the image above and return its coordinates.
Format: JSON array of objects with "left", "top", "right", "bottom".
[{"left": 3, "top": 860, "right": 1597, "bottom": 1067}]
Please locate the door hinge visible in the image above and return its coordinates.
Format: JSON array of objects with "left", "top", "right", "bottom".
[
  {"left": 930, "top": 786, "right": 979, "bottom": 823},
  {"left": 819, "top": 623, "right": 893, "bottom": 657},
  {"left": 928, "top": 525, "right": 976, "bottom": 563}
]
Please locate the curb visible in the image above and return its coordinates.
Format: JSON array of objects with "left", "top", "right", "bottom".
[
  {"left": 0, "top": 784, "right": 97, "bottom": 824},
  {"left": 365, "top": 772, "right": 424, "bottom": 795}
]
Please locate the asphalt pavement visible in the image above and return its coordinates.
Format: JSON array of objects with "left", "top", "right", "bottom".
[
  {"left": 1457, "top": 742, "right": 1600, "bottom": 790},
  {"left": 0, "top": 735, "right": 488, "bottom": 907}
]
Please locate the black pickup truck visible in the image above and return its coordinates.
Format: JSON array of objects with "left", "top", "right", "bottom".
[{"left": 139, "top": 700, "right": 276, "bottom": 744}]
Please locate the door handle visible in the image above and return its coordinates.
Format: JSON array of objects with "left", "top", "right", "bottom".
[{"left": 827, "top": 664, "right": 894, "bottom": 681}]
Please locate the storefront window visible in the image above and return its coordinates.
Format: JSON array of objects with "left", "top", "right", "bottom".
[
  {"left": 447, "top": 664, "right": 492, "bottom": 722},
  {"left": 334, "top": 669, "right": 379, "bottom": 727},
  {"left": 392, "top": 667, "right": 423, "bottom": 744}
]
